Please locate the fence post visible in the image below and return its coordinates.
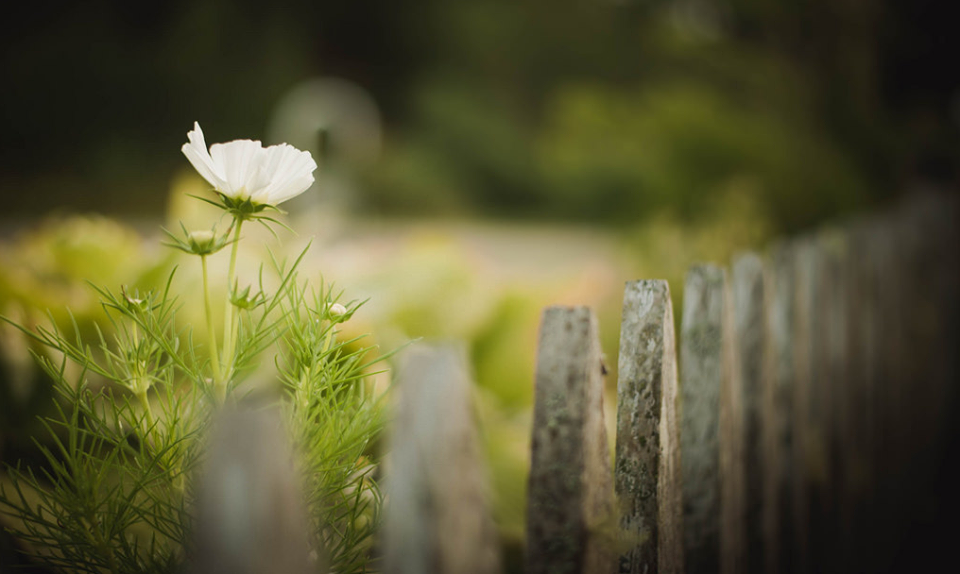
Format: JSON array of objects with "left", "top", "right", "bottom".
[
  {"left": 615, "top": 280, "right": 684, "bottom": 574},
  {"left": 526, "top": 306, "right": 615, "bottom": 574},
  {"left": 187, "top": 408, "right": 314, "bottom": 574},
  {"left": 383, "top": 344, "right": 502, "bottom": 574},
  {"left": 875, "top": 194, "right": 960, "bottom": 571},
  {"left": 818, "top": 228, "right": 850, "bottom": 573},
  {"left": 843, "top": 218, "right": 881, "bottom": 571},
  {"left": 792, "top": 235, "right": 837, "bottom": 574},
  {"left": 761, "top": 242, "right": 797, "bottom": 574},
  {"left": 731, "top": 253, "right": 765, "bottom": 574},
  {"left": 680, "top": 265, "right": 741, "bottom": 574}
]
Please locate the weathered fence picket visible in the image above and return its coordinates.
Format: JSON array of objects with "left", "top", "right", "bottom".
[
  {"left": 731, "top": 253, "right": 765, "bottom": 574},
  {"left": 760, "top": 242, "right": 797, "bottom": 574},
  {"left": 188, "top": 408, "right": 314, "bottom": 574},
  {"left": 818, "top": 229, "right": 849, "bottom": 574},
  {"left": 717, "top": 272, "right": 745, "bottom": 574},
  {"left": 378, "top": 193, "right": 959, "bottom": 574},
  {"left": 789, "top": 237, "right": 818, "bottom": 574},
  {"left": 843, "top": 217, "right": 888, "bottom": 572},
  {"left": 679, "top": 265, "right": 740, "bottom": 574},
  {"left": 358, "top": 194, "right": 956, "bottom": 574},
  {"left": 875, "top": 195, "right": 960, "bottom": 572},
  {"left": 181, "top": 193, "right": 958, "bottom": 574},
  {"left": 526, "top": 306, "right": 615, "bottom": 574},
  {"left": 615, "top": 280, "right": 684, "bottom": 574},
  {"left": 383, "top": 344, "right": 502, "bottom": 574}
]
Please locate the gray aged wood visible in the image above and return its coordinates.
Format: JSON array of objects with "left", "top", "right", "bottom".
[
  {"left": 791, "top": 236, "right": 825, "bottom": 574},
  {"left": 842, "top": 218, "right": 883, "bottom": 572},
  {"left": 895, "top": 194, "right": 959, "bottom": 472},
  {"left": 852, "top": 212, "right": 909, "bottom": 573},
  {"left": 869, "top": 194, "right": 960, "bottom": 572},
  {"left": 810, "top": 229, "right": 849, "bottom": 573},
  {"left": 615, "top": 280, "right": 684, "bottom": 574},
  {"left": 384, "top": 344, "right": 502, "bottom": 574},
  {"left": 907, "top": 194, "right": 960, "bottom": 489},
  {"left": 680, "top": 264, "right": 732, "bottom": 574},
  {"left": 187, "top": 408, "right": 314, "bottom": 574},
  {"left": 731, "top": 253, "right": 765, "bottom": 574},
  {"left": 526, "top": 307, "right": 615, "bottom": 574},
  {"left": 761, "top": 242, "right": 797, "bottom": 574},
  {"left": 718, "top": 267, "right": 744, "bottom": 574}
]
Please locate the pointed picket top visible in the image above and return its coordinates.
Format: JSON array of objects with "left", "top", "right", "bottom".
[
  {"left": 527, "top": 306, "right": 616, "bottom": 574},
  {"left": 383, "top": 343, "right": 502, "bottom": 574},
  {"left": 616, "top": 280, "right": 684, "bottom": 574}
]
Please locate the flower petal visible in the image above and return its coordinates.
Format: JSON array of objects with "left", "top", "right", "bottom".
[
  {"left": 254, "top": 144, "right": 317, "bottom": 205},
  {"left": 181, "top": 122, "right": 227, "bottom": 190},
  {"left": 209, "top": 139, "right": 265, "bottom": 200}
]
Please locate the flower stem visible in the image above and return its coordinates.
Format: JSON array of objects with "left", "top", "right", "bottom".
[
  {"left": 201, "top": 255, "right": 222, "bottom": 384},
  {"left": 136, "top": 389, "right": 155, "bottom": 440},
  {"left": 297, "top": 366, "right": 311, "bottom": 409},
  {"left": 84, "top": 510, "right": 121, "bottom": 574},
  {"left": 218, "top": 218, "right": 244, "bottom": 401}
]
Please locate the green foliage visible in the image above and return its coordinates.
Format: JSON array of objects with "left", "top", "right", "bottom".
[
  {"left": 470, "top": 293, "right": 538, "bottom": 411},
  {"left": 539, "top": 81, "right": 870, "bottom": 228},
  {"left": 366, "top": 72, "right": 870, "bottom": 231},
  {"left": 0, "top": 216, "right": 174, "bottom": 488},
  {"left": 361, "top": 82, "right": 537, "bottom": 217},
  {"left": 358, "top": 2, "right": 897, "bottom": 234},
  {"left": 1, "top": 273, "right": 207, "bottom": 573},
  {"left": 1, "top": 238, "right": 387, "bottom": 572},
  {"left": 0, "top": 216, "right": 171, "bottom": 323},
  {"left": 7, "top": 1, "right": 954, "bottom": 220},
  {"left": 277, "top": 281, "right": 386, "bottom": 572}
]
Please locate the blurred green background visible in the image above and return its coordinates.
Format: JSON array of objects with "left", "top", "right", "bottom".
[
  {"left": 2, "top": 0, "right": 956, "bottom": 223},
  {"left": 2, "top": 0, "right": 957, "bottom": 570}
]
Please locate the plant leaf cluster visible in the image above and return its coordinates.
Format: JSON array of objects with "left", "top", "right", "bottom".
[{"left": 1, "top": 245, "right": 388, "bottom": 573}]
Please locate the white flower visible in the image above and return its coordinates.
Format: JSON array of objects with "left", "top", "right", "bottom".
[{"left": 181, "top": 122, "right": 317, "bottom": 207}]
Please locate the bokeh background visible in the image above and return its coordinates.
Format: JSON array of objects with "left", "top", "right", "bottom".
[
  {"left": 2, "top": 0, "right": 958, "bottom": 569},
  {"left": 3, "top": 0, "right": 958, "bottom": 220}
]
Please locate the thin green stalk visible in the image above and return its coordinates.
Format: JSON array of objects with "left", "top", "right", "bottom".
[
  {"left": 137, "top": 390, "right": 155, "bottom": 436},
  {"left": 84, "top": 511, "right": 121, "bottom": 574},
  {"left": 321, "top": 326, "right": 335, "bottom": 357},
  {"left": 131, "top": 323, "right": 155, "bottom": 434},
  {"left": 219, "top": 218, "right": 243, "bottom": 400},
  {"left": 297, "top": 366, "right": 312, "bottom": 409},
  {"left": 201, "top": 254, "right": 222, "bottom": 383},
  {"left": 295, "top": 327, "right": 334, "bottom": 409}
]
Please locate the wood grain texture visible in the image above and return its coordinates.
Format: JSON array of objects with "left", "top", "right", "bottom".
[
  {"left": 526, "top": 307, "right": 615, "bottom": 574},
  {"left": 384, "top": 344, "right": 502, "bottom": 574},
  {"left": 187, "top": 408, "right": 314, "bottom": 574},
  {"left": 680, "top": 265, "right": 729, "bottom": 574},
  {"left": 732, "top": 253, "right": 764, "bottom": 574},
  {"left": 761, "top": 242, "right": 797, "bottom": 574},
  {"left": 615, "top": 280, "right": 684, "bottom": 574}
]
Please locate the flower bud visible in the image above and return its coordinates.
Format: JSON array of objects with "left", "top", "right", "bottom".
[
  {"left": 188, "top": 230, "right": 216, "bottom": 253},
  {"left": 327, "top": 302, "right": 353, "bottom": 323},
  {"left": 162, "top": 224, "right": 228, "bottom": 256},
  {"left": 121, "top": 286, "right": 150, "bottom": 313},
  {"left": 230, "top": 285, "right": 264, "bottom": 310},
  {"left": 126, "top": 374, "right": 152, "bottom": 395}
]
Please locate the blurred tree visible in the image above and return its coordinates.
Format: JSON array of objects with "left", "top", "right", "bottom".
[{"left": 1, "top": 0, "right": 956, "bottom": 228}]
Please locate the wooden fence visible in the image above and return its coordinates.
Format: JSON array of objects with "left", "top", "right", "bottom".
[
  {"left": 383, "top": 192, "right": 959, "bottom": 574},
  {"left": 187, "top": 193, "right": 957, "bottom": 573}
]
